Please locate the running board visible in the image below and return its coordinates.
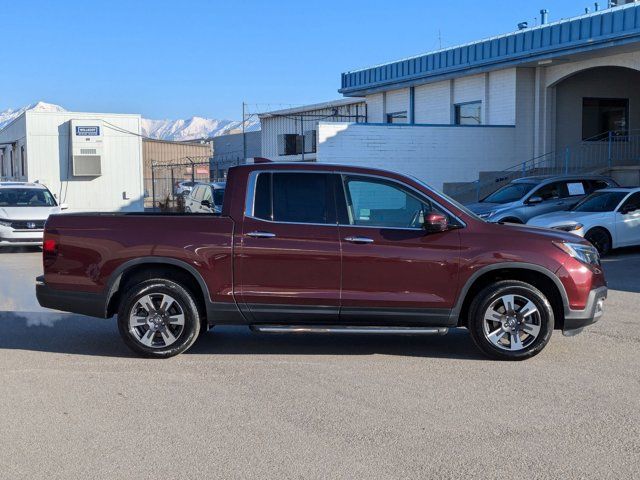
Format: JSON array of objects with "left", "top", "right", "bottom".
[{"left": 250, "top": 325, "right": 449, "bottom": 335}]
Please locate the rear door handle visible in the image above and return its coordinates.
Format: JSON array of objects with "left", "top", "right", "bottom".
[
  {"left": 344, "top": 236, "right": 374, "bottom": 244},
  {"left": 246, "top": 231, "right": 276, "bottom": 238}
]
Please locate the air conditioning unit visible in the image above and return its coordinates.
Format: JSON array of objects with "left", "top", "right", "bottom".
[{"left": 70, "top": 119, "right": 103, "bottom": 176}]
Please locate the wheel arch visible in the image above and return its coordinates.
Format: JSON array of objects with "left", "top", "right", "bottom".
[
  {"left": 584, "top": 225, "right": 614, "bottom": 249},
  {"left": 105, "top": 257, "right": 211, "bottom": 319},
  {"left": 452, "top": 263, "right": 568, "bottom": 330}
]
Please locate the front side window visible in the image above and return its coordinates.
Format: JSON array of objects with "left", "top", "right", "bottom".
[
  {"left": 620, "top": 192, "right": 640, "bottom": 213},
  {"left": 0, "top": 188, "right": 57, "bottom": 207},
  {"left": 455, "top": 102, "right": 482, "bottom": 125},
  {"left": 213, "top": 188, "right": 225, "bottom": 206},
  {"left": 342, "top": 176, "right": 440, "bottom": 229},
  {"left": 483, "top": 183, "right": 536, "bottom": 204},
  {"left": 202, "top": 186, "right": 213, "bottom": 203},
  {"left": 252, "top": 172, "right": 335, "bottom": 224},
  {"left": 532, "top": 182, "right": 567, "bottom": 201}
]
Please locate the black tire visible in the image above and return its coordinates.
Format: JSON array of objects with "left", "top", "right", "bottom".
[
  {"left": 467, "top": 280, "right": 554, "bottom": 361},
  {"left": 585, "top": 227, "right": 611, "bottom": 256},
  {"left": 117, "top": 278, "right": 201, "bottom": 358}
]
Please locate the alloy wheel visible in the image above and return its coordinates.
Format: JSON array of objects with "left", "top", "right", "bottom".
[
  {"left": 128, "top": 293, "right": 186, "bottom": 348},
  {"left": 482, "top": 294, "right": 542, "bottom": 351}
]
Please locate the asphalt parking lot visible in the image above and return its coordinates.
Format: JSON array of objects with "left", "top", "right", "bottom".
[{"left": 0, "top": 248, "right": 639, "bottom": 479}]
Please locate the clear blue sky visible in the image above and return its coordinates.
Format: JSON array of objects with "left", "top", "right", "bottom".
[{"left": 0, "top": 0, "right": 591, "bottom": 120}]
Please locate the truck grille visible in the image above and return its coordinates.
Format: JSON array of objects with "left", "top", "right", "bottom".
[{"left": 10, "top": 220, "right": 46, "bottom": 230}]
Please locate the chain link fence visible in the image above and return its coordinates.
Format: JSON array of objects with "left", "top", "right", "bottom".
[{"left": 148, "top": 156, "right": 212, "bottom": 211}]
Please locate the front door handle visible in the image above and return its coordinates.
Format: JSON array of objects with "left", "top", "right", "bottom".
[
  {"left": 246, "top": 231, "right": 276, "bottom": 238},
  {"left": 344, "top": 236, "right": 374, "bottom": 244}
]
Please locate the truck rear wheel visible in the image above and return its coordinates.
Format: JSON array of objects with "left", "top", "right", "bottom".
[
  {"left": 467, "top": 280, "right": 554, "bottom": 360},
  {"left": 117, "top": 279, "right": 201, "bottom": 358}
]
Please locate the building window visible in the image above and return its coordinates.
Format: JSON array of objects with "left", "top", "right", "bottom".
[
  {"left": 277, "top": 134, "right": 303, "bottom": 156},
  {"left": 582, "top": 98, "right": 629, "bottom": 141},
  {"left": 304, "top": 130, "right": 317, "bottom": 154},
  {"left": 454, "top": 102, "right": 482, "bottom": 125},
  {"left": 386, "top": 111, "right": 407, "bottom": 124}
]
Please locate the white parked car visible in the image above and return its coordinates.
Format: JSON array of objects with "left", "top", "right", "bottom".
[
  {"left": 0, "top": 182, "right": 68, "bottom": 247},
  {"left": 184, "top": 182, "right": 226, "bottom": 214},
  {"left": 527, "top": 187, "right": 640, "bottom": 255},
  {"left": 175, "top": 181, "right": 197, "bottom": 196}
]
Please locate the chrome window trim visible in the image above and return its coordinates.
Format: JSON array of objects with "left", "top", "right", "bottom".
[{"left": 243, "top": 169, "right": 467, "bottom": 230}]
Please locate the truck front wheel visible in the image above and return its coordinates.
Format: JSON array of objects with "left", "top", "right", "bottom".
[
  {"left": 117, "top": 279, "right": 201, "bottom": 358},
  {"left": 467, "top": 280, "right": 554, "bottom": 360}
]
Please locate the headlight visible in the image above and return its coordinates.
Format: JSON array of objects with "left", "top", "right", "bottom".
[
  {"left": 554, "top": 241, "right": 600, "bottom": 266},
  {"left": 553, "top": 223, "right": 583, "bottom": 232},
  {"left": 0, "top": 218, "right": 12, "bottom": 227},
  {"left": 478, "top": 211, "right": 494, "bottom": 219}
]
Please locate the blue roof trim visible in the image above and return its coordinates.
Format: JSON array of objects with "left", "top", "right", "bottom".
[{"left": 340, "top": 4, "right": 640, "bottom": 95}]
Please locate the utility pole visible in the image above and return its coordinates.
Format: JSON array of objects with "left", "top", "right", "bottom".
[
  {"left": 242, "top": 102, "right": 247, "bottom": 163},
  {"left": 300, "top": 115, "right": 305, "bottom": 162}
]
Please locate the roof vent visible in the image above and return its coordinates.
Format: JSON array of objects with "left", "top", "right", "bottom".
[{"left": 540, "top": 9, "right": 549, "bottom": 25}]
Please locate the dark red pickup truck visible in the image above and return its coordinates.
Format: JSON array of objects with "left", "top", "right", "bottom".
[{"left": 36, "top": 163, "right": 607, "bottom": 360}]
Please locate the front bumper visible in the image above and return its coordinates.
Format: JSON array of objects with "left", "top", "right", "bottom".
[
  {"left": 0, "top": 228, "right": 44, "bottom": 246},
  {"left": 562, "top": 286, "right": 607, "bottom": 336},
  {"left": 36, "top": 276, "right": 108, "bottom": 318}
]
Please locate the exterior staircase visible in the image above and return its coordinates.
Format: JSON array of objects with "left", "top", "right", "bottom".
[{"left": 444, "top": 131, "right": 640, "bottom": 203}]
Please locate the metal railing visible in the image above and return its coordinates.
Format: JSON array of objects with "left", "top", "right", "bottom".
[{"left": 448, "top": 130, "right": 640, "bottom": 203}]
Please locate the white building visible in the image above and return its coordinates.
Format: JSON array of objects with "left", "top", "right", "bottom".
[
  {"left": 320, "top": 1, "right": 640, "bottom": 197},
  {"left": 0, "top": 109, "right": 144, "bottom": 211},
  {"left": 259, "top": 98, "right": 366, "bottom": 162}
]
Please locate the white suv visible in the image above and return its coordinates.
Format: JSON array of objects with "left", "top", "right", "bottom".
[{"left": 0, "top": 182, "right": 68, "bottom": 247}]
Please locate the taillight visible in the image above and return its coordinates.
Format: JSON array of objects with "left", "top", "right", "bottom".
[{"left": 43, "top": 239, "right": 57, "bottom": 254}]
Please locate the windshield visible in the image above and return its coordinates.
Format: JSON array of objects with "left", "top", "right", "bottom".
[
  {"left": 571, "top": 191, "right": 627, "bottom": 212},
  {"left": 0, "top": 188, "right": 57, "bottom": 207},
  {"left": 213, "top": 188, "right": 225, "bottom": 206},
  {"left": 409, "top": 175, "right": 481, "bottom": 221},
  {"left": 483, "top": 183, "right": 537, "bottom": 204}
]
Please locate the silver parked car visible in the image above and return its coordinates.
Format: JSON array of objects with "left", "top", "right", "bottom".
[
  {"left": 0, "top": 182, "right": 69, "bottom": 247},
  {"left": 184, "top": 182, "right": 226, "bottom": 214},
  {"left": 466, "top": 175, "right": 618, "bottom": 224}
]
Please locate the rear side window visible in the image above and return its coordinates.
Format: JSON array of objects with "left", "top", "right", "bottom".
[
  {"left": 588, "top": 180, "right": 612, "bottom": 192},
  {"left": 564, "top": 181, "right": 587, "bottom": 197},
  {"left": 252, "top": 172, "right": 336, "bottom": 224}
]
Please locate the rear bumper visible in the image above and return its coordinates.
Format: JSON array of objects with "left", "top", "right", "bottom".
[
  {"left": 36, "top": 276, "right": 108, "bottom": 318},
  {"left": 562, "top": 286, "right": 607, "bottom": 336}
]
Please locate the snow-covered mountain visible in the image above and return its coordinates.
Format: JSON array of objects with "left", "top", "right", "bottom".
[
  {"left": 0, "top": 102, "right": 259, "bottom": 140},
  {"left": 0, "top": 101, "right": 66, "bottom": 129}
]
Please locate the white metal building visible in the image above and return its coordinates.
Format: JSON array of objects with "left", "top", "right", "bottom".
[
  {"left": 321, "top": 2, "right": 640, "bottom": 196},
  {"left": 259, "top": 98, "right": 366, "bottom": 162},
  {"left": 0, "top": 109, "right": 144, "bottom": 211}
]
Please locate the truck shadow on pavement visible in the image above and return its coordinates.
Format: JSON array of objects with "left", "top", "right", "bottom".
[{"left": 0, "top": 311, "right": 484, "bottom": 360}]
